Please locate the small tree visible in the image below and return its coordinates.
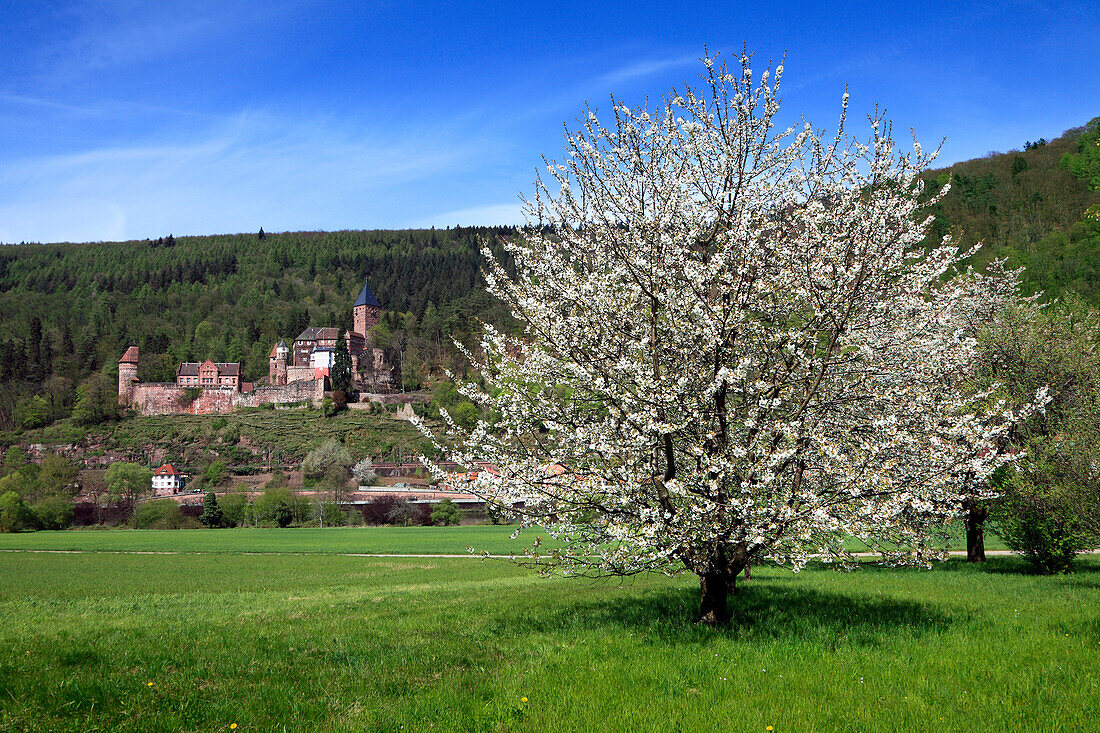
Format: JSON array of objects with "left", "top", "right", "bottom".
[
  {"left": 200, "top": 491, "right": 224, "bottom": 528},
  {"left": 105, "top": 462, "right": 153, "bottom": 506},
  {"left": 0, "top": 491, "right": 32, "bottom": 533},
  {"left": 203, "top": 460, "right": 228, "bottom": 488},
  {"left": 430, "top": 498, "right": 461, "bottom": 526},
  {"left": 332, "top": 335, "right": 353, "bottom": 395},
  {"left": 352, "top": 456, "right": 377, "bottom": 486},
  {"left": 219, "top": 493, "right": 249, "bottom": 527},
  {"left": 302, "top": 439, "right": 352, "bottom": 481},
  {"left": 416, "top": 52, "right": 1042, "bottom": 626}
]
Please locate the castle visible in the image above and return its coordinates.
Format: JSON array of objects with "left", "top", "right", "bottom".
[{"left": 119, "top": 277, "right": 397, "bottom": 415}]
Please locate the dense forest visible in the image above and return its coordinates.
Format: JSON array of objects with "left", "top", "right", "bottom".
[
  {"left": 0, "top": 226, "right": 517, "bottom": 431},
  {"left": 921, "top": 117, "right": 1100, "bottom": 300},
  {"left": 0, "top": 115, "right": 1097, "bottom": 436}
]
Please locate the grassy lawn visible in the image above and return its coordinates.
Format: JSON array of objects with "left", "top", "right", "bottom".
[
  {"left": 0, "top": 542, "right": 1096, "bottom": 732},
  {"left": 0, "top": 523, "right": 1008, "bottom": 556},
  {"left": 0, "top": 525, "right": 551, "bottom": 556}
]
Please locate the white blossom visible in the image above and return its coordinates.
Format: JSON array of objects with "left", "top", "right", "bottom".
[{"left": 414, "top": 53, "right": 1045, "bottom": 624}]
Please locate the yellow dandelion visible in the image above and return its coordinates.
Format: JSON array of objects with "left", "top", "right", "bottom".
[
  {"left": 147, "top": 682, "right": 154, "bottom": 687},
  {"left": 521, "top": 697, "right": 528, "bottom": 703},
  {"left": 230, "top": 725, "right": 238, "bottom": 730},
  {"left": 767, "top": 727, "right": 774, "bottom": 731}
]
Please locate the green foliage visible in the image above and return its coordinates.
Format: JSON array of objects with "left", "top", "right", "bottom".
[
  {"left": 105, "top": 462, "right": 152, "bottom": 504},
  {"left": 331, "top": 335, "right": 352, "bottom": 395},
  {"left": 301, "top": 438, "right": 352, "bottom": 480},
  {"left": 29, "top": 497, "right": 73, "bottom": 531},
  {"left": 71, "top": 375, "right": 117, "bottom": 426},
  {"left": 202, "top": 460, "right": 228, "bottom": 487},
  {"left": 1060, "top": 117, "right": 1100, "bottom": 191},
  {"left": 130, "top": 499, "right": 188, "bottom": 529},
  {"left": 218, "top": 493, "right": 249, "bottom": 528},
  {"left": 200, "top": 492, "right": 223, "bottom": 528},
  {"left": 0, "top": 491, "right": 31, "bottom": 532},
  {"left": 317, "top": 501, "right": 344, "bottom": 527},
  {"left": 922, "top": 120, "right": 1100, "bottom": 303},
  {"left": 430, "top": 498, "right": 461, "bottom": 526},
  {"left": 253, "top": 487, "right": 308, "bottom": 527},
  {"left": 980, "top": 298, "right": 1100, "bottom": 572},
  {"left": 36, "top": 453, "right": 79, "bottom": 499},
  {"left": 992, "top": 444, "right": 1100, "bottom": 573}
]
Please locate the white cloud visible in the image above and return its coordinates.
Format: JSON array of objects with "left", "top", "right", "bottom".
[
  {"left": 0, "top": 111, "right": 484, "bottom": 242},
  {"left": 416, "top": 203, "right": 527, "bottom": 229}
]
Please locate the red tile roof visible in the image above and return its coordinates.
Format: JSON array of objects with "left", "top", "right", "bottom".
[
  {"left": 154, "top": 464, "right": 181, "bottom": 476},
  {"left": 119, "top": 346, "right": 140, "bottom": 364}
]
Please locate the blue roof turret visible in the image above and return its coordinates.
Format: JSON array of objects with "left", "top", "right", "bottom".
[{"left": 354, "top": 279, "right": 380, "bottom": 308}]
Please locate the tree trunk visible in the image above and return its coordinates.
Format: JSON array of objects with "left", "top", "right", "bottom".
[
  {"left": 964, "top": 500, "right": 988, "bottom": 563},
  {"left": 698, "top": 570, "right": 733, "bottom": 627}
]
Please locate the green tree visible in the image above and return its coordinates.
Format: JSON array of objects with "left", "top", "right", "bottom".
[
  {"left": 202, "top": 460, "right": 228, "bottom": 487},
  {"left": 200, "top": 491, "right": 224, "bottom": 528},
  {"left": 37, "top": 453, "right": 80, "bottom": 499},
  {"left": 105, "top": 462, "right": 153, "bottom": 506},
  {"left": 331, "top": 335, "right": 352, "bottom": 395},
  {"left": 72, "top": 375, "right": 117, "bottom": 425},
  {"left": 0, "top": 491, "right": 32, "bottom": 532},
  {"left": 430, "top": 498, "right": 461, "bottom": 526},
  {"left": 1060, "top": 117, "right": 1100, "bottom": 190},
  {"left": 219, "top": 492, "right": 248, "bottom": 527},
  {"left": 980, "top": 297, "right": 1100, "bottom": 571},
  {"left": 30, "top": 497, "right": 74, "bottom": 530}
]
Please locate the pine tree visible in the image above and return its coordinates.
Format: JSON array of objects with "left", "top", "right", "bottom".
[
  {"left": 332, "top": 335, "right": 352, "bottom": 394},
  {"left": 200, "top": 491, "right": 223, "bottom": 528}
]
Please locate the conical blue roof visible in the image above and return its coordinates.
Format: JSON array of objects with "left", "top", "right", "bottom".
[{"left": 354, "top": 279, "right": 380, "bottom": 308}]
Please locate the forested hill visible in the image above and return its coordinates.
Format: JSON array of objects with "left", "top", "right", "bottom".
[
  {"left": 0, "top": 227, "right": 517, "bottom": 428},
  {"left": 922, "top": 116, "right": 1100, "bottom": 301}
]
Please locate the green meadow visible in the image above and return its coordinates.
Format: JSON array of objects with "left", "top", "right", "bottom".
[{"left": 0, "top": 529, "right": 1096, "bottom": 732}]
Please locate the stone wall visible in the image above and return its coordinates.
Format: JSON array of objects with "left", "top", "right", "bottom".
[{"left": 128, "top": 379, "right": 324, "bottom": 415}]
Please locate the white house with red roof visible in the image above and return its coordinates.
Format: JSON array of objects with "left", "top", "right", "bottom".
[{"left": 152, "top": 464, "right": 187, "bottom": 496}]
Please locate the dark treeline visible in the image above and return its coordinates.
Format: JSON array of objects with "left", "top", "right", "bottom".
[
  {"left": 0, "top": 226, "right": 518, "bottom": 431},
  {"left": 922, "top": 117, "right": 1100, "bottom": 301}
]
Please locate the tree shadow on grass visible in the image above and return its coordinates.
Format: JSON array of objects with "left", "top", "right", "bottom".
[{"left": 506, "top": 578, "right": 955, "bottom": 647}]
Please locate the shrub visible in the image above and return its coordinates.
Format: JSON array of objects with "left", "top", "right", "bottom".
[
  {"left": 219, "top": 493, "right": 249, "bottom": 527},
  {"left": 0, "top": 491, "right": 32, "bottom": 533},
  {"left": 30, "top": 497, "right": 74, "bottom": 530},
  {"left": 430, "top": 498, "right": 461, "bottom": 526},
  {"left": 131, "top": 499, "right": 187, "bottom": 529}
]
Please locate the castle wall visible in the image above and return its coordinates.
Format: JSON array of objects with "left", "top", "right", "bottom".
[{"left": 127, "top": 379, "right": 324, "bottom": 415}]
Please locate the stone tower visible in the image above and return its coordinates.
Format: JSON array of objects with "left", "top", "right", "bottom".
[
  {"left": 268, "top": 340, "right": 289, "bottom": 386},
  {"left": 118, "top": 346, "right": 139, "bottom": 404},
  {"left": 353, "top": 278, "right": 381, "bottom": 337}
]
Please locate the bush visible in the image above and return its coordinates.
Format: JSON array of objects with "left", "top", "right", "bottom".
[
  {"left": 992, "top": 439, "right": 1100, "bottom": 573},
  {"left": 219, "top": 493, "right": 249, "bottom": 527},
  {"left": 131, "top": 499, "right": 188, "bottom": 529},
  {"left": 316, "top": 501, "right": 344, "bottom": 527},
  {"left": 0, "top": 491, "right": 32, "bottom": 533},
  {"left": 430, "top": 498, "right": 461, "bottom": 526},
  {"left": 30, "top": 497, "right": 74, "bottom": 530},
  {"left": 253, "top": 487, "right": 309, "bottom": 527}
]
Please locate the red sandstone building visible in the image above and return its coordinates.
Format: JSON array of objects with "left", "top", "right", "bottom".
[{"left": 176, "top": 360, "right": 241, "bottom": 390}]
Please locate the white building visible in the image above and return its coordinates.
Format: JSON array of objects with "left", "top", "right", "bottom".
[{"left": 152, "top": 464, "right": 186, "bottom": 496}]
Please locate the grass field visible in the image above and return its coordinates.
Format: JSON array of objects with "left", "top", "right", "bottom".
[
  {"left": 0, "top": 531, "right": 1096, "bottom": 732},
  {"left": 0, "top": 525, "right": 550, "bottom": 556},
  {"left": 0, "top": 523, "right": 1008, "bottom": 556}
]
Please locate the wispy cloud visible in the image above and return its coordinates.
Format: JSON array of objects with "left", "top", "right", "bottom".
[
  {"left": 595, "top": 54, "right": 700, "bottom": 87},
  {"left": 0, "top": 111, "right": 486, "bottom": 243},
  {"left": 415, "top": 203, "right": 527, "bottom": 229}
]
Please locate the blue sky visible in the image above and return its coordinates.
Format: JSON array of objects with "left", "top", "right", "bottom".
[{"left": 0, "top": 0, "right": 1096, "bottom": 243}]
